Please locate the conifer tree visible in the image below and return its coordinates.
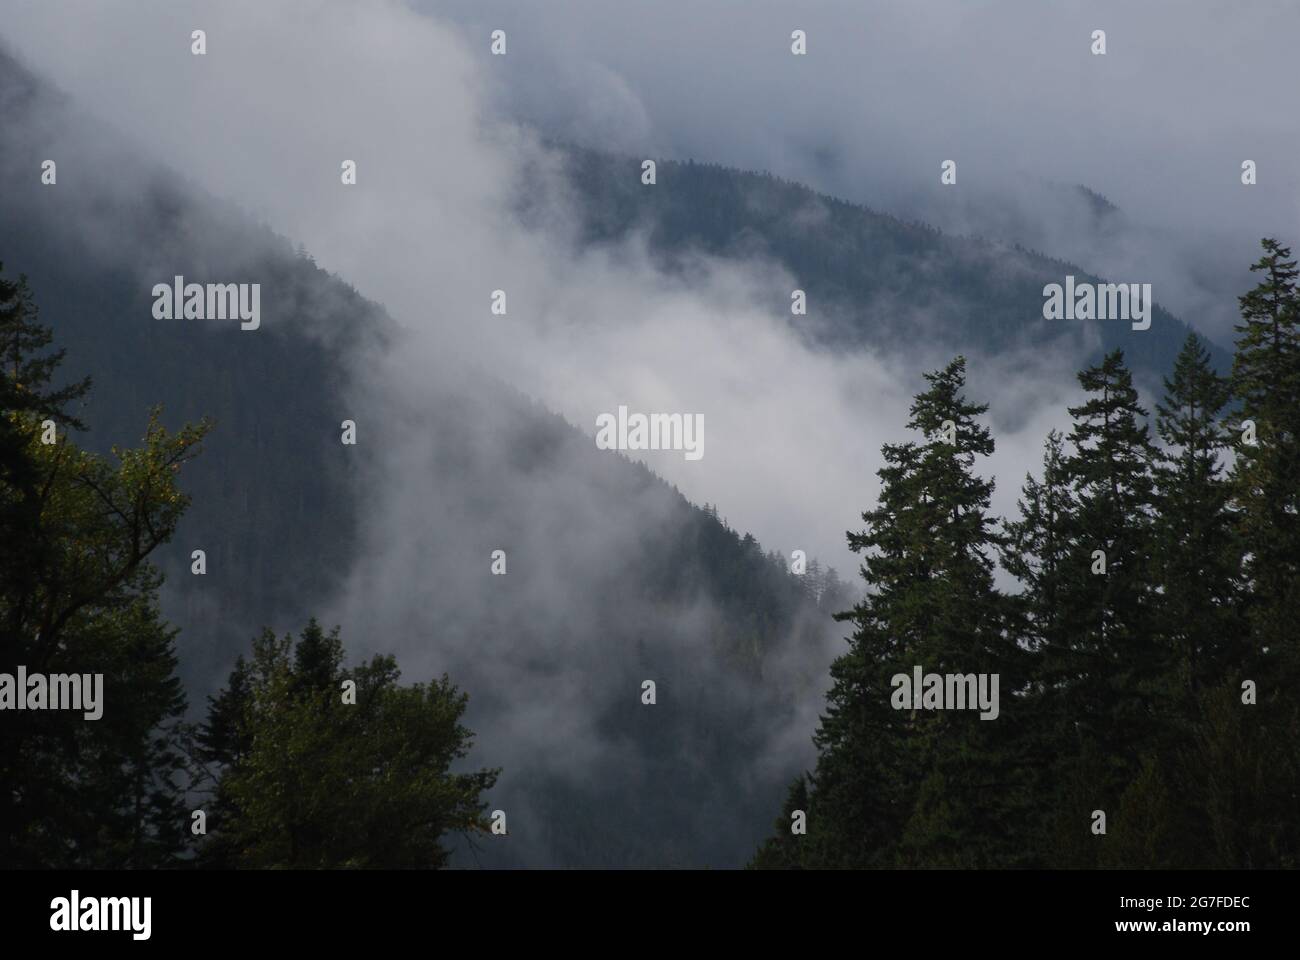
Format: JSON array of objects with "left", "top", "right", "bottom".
[
  {"left": 0, "top": 265, "right": 91, "bottom": 427},
  {"left": 0, "top": 266, "right": 91, "bottom": 642},
  {"left": 777, "top": 358, "right": 1026, "bottom": 867},
  {"left": 1003, "top": 430, "right": 1071, "bottom": 660},
  {"left": 1036, "top": 349, "right": 1166, "bottom": 865},
  {"left": 1222, "top": 238, "right": 1300, "bottom": 866},
  {"left": 1153, "top": 333, "right": 1243, "bottom": 704},
  {"left": 1116, "top": 332, "right": 1244, "bottom": 868},
  {"left": 1228, "top": 239, "right": 1300, "bottom": 678},
  {"left": 892, "top": 359, "right": 1028, "bottom": 866},
  {"left": 1001, "top": 429, "right": 1074, "bottom": 860}
]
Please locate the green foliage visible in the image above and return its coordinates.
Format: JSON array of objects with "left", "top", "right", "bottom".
[
  {"left": 0, "top": 262, "right": 205, "bottom": 867},
  {"left": 197, "top": 619, "right": 499, "bottom": 869}
]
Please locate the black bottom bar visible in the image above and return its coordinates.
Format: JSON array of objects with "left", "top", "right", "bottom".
[{"left": 2, "top": 868, "right": 1291, "bottom": 946}]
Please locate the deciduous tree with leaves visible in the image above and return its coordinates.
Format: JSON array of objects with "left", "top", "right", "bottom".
[{"left": 197, "top": 619, "right": 499, "bottom": 868}]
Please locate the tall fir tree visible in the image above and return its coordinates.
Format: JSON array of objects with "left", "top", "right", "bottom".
[
  {"left": 1001, "top": 429, "right": 1074, "bottom": 861},
  {"left": 1036, "top": 349, "right": 1166, "bottom": 866},
  {"left": 1222, "top": 238, "right": 1300, "bottom": 866},
  {"left": 0, "top": 266, "right": 91, "bottom": 648},
  {"left": 1130, "top": 332, "right": 1244, "bottom": 867},
  {"left": 890, "top": 358, "right": 1029, "bottom": 866},
  {"left": 767, "top": 358, "right": 1027, "bottom": 867},
  {"left": 1152, "top": 333, "right": 1244, "bottom": 703},
  {"left": 1228, "top": 239, "right": 1300, "bottom": 678},
  {"left": 1003, "top": 430, "right": 1072, "bottom": 669}
]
